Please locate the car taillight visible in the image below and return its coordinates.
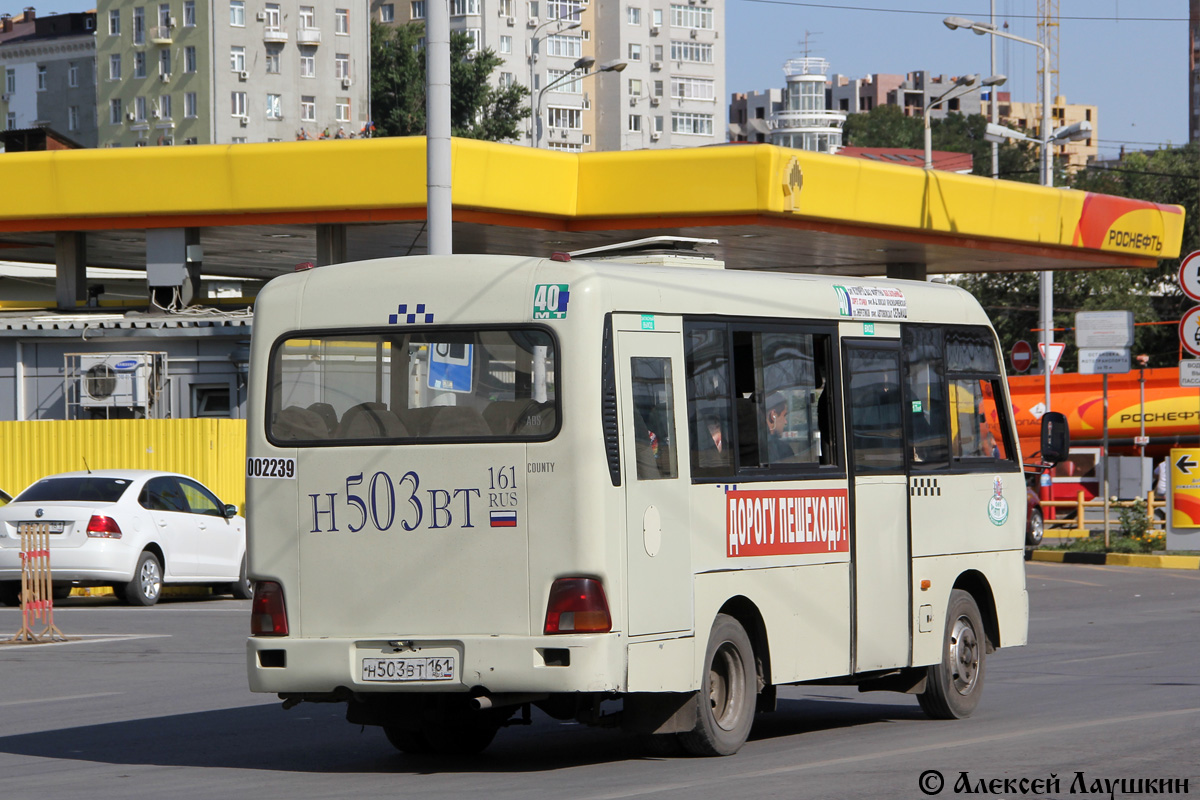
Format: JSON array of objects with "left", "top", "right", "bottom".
[
  {"left": 544, "top": 577, "right": 611, "bottom": 634},
  {"left": 251, "top": 581, "right": 289, "bottom": 636},
  {"left": 86, "top": 515, "right": 122, "bottom": 538}
]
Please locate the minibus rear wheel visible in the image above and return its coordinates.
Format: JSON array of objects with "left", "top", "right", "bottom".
[
  {"left": 679, "top": 613, "right": 757, "bottom": 756},
  {"left": 918, "top": 589, "right": 987, "bottom": 719}
]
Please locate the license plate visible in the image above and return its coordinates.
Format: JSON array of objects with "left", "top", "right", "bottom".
[
  {"left": 361, "top": 656, "right": 456, "bottom": 682},
  {"left": 20, "top": 521, "right": 65, "bottom": 534}
]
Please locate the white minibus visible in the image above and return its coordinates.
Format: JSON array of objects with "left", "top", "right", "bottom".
[{"left": 245, "top": 242, "right": 1065, "bottom": 756}]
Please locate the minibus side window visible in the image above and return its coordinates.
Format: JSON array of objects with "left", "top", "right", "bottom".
[
  {"left": 631, "top": 357, "right": 678, "bottom": 480},
  {"left": 902, "top": 325, "right": 949, "bottom": 470},
  {"left": 944, "top": 327, "right": 1017, "bottom": 468},
  {"left": 845, "top": 347, "right": 905, "bottom": 473},
  {"left": 684, "top": 325, "right": 734, "bottom": 477},
  {"left": 950, "top": 377, "right": 1013, "bottom": 463}
]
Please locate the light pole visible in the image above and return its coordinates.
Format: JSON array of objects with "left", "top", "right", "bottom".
[
  {"left": 528, "top": 18, "right": 581, "bottom": 145},
  {"left": 922, "top": 73, "right": 1006, "bottom": 170},
  {"left": 535, "top": 57, "right": 626, "bottom": 149},
  {"left": 945, "top": 15, "right": 1056, "bottom": 419}
]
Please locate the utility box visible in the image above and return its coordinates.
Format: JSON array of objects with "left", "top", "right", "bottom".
[{"left": 1097, "top": 456, "right": 1151, "bottom": 500}]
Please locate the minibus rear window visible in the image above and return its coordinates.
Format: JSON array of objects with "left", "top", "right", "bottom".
[{"left": 267, "top": 328, "right": 559, "bottom": 445}]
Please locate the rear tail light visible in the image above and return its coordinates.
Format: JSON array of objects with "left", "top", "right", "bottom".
[
  {"left": 86, "top": 515, "right": 122, "bottom": 538},
  {"left": 544, "top": 577, "right": 611, "bottom": 634},
  {"left": 251, "top": 581, "right": 289, "bottom": 636}
]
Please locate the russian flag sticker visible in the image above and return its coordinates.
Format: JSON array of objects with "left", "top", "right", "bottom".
[{"left": 490, "top": 510, "right": 517, "bottom": 528}]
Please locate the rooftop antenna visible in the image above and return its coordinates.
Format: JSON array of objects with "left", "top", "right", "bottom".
[
  {"left": 798, "top": 31, "right": 822, "bottom": 59},
  {"left": 82, "top": 456, "right": 91, "bottom": 474}
]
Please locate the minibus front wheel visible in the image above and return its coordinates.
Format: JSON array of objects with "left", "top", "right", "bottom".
[
  {"left": 918, "top": 589, "right": 987, "bottom": 719},
  {"left": 679, "top": 613, "right": 757, "bottom": 756}
]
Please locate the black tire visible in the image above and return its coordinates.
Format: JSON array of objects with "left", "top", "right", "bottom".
[
  {"left": 52, "top": 583, "right": 72, "bottom": 601},
  {"left": 122, "top": 551, "right": 163, "bottom": 606},
  {"left": 383, "top": 726, "right": 433, "bottom": 754},
  {"left": 679, "top": 613, "right": 757, "bottom": 756},
  {"left": 385, "top": 708, "right": 506, "bottom": 756},
  {"left": 1026, "top": 508, "right": 1044, "bottom": 548},
  {"left": 228, "top": 556, "right": 253, "bottom": 600},
  {"left": 918, "top": 589, "right": 987, "bottom": 720},
  {"left": 0, "top": 581, "right": 20, "bottom": 607}
]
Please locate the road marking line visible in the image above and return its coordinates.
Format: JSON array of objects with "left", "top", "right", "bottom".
[
  {"left": 0, "top": 692, "right": 123, "bottom": 708},
  {"left": 582, "top": 707, "right": 1200, "bottom": 800},
  {"left": 0, "top": 634, "right": 171, "bottom": 649}
]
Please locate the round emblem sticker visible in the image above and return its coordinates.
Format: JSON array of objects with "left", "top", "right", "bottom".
[{"left": 987, "top": 476, "right": 1009, "bottom": 526}]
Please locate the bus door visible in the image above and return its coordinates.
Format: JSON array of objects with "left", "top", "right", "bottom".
[
  {"left": 843, "top": 339, "right": 911, "bottom": 672},
  {"left": 615, "top": 315, "right": 693, "bottom": 637}
]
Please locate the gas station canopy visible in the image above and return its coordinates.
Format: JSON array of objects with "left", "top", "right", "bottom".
[{"left": 0, "top": 137, "right": 1184, "bottom": 282}]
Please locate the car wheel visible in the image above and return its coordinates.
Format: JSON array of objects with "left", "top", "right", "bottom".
[
  {"left": 229, "top": 556, "right": 253, "bottom": 600},
  {"left": 918, "top": 589, "right": 987, "bottom": 720},
  {"left": 1026, "top": 508, "right": 1044, "bottom": 548},
  {"left": 123, "top": 551, "right": 163, "bottom": 606},
  {"left": 679, "top": 613, "right": 757, "bottom": 756}
]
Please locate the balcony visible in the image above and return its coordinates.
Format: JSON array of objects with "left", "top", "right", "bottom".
[
  {"left": 296, "top": 27, "right": 321, "bottom": 45},
  {"left": 148, "top": 25, "right": 173, "bottom": 44},
  {"left": 771, "top": 109, "right": 846, "bottom": 131},
  {"left": 263, "top": 26, "right": 288, "bottom": 43}
]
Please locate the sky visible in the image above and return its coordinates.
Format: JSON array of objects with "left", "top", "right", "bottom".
[{"left": 6, "top": 0, "right": 1189, "bottom": 157}]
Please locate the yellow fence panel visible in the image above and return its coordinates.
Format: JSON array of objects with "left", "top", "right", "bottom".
[{"left": 0, "top": 419, "right": 246, "bottom": 512}]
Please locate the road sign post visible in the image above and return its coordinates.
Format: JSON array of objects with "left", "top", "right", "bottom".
[
  {"left": 1167, "top": 447, "right": 1200, "bottom": 551},
  {"left": 1010, "top": 340, "right": 1032, "bottom": 373}
]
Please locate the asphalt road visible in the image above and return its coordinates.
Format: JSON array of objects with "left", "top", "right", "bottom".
[{"left": 1, "top": 563, "right": 1197, "bottom": 800}]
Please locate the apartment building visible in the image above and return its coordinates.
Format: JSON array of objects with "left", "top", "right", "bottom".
[
  {"left": 370, "top": 0, "right": 725, "bottom": 151},
  {"left": 1, "top": 9, "right": 98, "bottom": 145},
  {"left": 993, "top": 94, "right": 1097, "bottom": 172},
  {"left": 95, "top": 0, "right": 370, "bottom": 146}
]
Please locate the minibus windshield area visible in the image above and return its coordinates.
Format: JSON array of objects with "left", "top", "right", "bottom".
[{"left": 267, "top": 328, "right": 558, "bottom": 445}]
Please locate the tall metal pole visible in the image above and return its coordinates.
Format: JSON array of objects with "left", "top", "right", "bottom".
[
  {"left": 426, "top": 0, "right": 451, "bottom": 255},
  {"left": 1039, "top": 40, "right": 1053, "bottom": 416},
  {"left": 990, "top": 0, "right": 998, "bottom": 179}
]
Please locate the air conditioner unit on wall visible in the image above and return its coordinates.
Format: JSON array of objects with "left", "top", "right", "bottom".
[
  {"left": 79, "top": 354, "right": 154, "bottom": 408},
  {"left": 239, "top": 70, "right": 249, "bottom": 80},
  {"left": 341, "top": 77, "right": 352, "bottom": 89}
]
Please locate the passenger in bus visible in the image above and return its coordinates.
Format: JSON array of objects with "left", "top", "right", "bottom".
[
  {"left": 697, "top": 414, "right": 731, "bottom": 469},
  {"left": 764, "top": 392, "right": 795, "bottom": 463}
]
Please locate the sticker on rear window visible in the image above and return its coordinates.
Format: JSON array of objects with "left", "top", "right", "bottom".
[{"left": 247, "top": 457, "right": 296, "bottom": 480}]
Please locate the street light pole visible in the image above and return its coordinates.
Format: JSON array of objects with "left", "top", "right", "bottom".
[
  {"left": 528, "top": 18, "right": 581, "bottom": 147},
  {"left": 945, "top": 16, "right": 1054, "bottom": 415},
  {"left": 535, "top": 58, "right": 626, "bottom": 149},
  {"left": 923, "top": 74, "right": 1005, "bottom": 171}
]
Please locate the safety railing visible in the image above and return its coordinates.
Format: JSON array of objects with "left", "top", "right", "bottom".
[
  {"left": 5, "top": 522, "right": 67, "bottom": 644},
  {"left": 1042, "top": 490, "right": 1167, "bottom": 538}
]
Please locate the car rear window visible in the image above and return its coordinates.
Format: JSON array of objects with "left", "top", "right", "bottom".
[{"left": 16, "top": 477, "right": 134, "bottom": 504}]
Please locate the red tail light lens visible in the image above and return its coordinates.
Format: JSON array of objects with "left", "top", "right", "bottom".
[
  {"left": 251, "top": 581, "right": 289, "bottom": 636},
  {"left": 544, "top": 577, "right": 611, "bottom": 634},
  {"left": 85, "top": 515, "right": 122, "bottom": 538}
]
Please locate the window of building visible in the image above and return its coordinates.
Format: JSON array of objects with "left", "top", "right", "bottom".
[
  {"left": 232, "top": 137, "right": 247, "bottom": 144},
  {"left": 6, "top": 112, "right": 16, "bottom": 130},
  {"left": 67, "top": 106, "right": 79, "bottom": 130},
  {"left": 335, "top": 97, "right": 350, "bottom": 121},
  {"left": 499, "top": 35, "right": 512, "bottom": 54},
  {"left": 335, "top": 7, "right": 349, "bottom": 33},
  {"left": 185, "top": 46, "right": 197, "bottom": 73},
  {"left": 547, "top": 141, "right": 582, "bottom": 152},
  {"left": 335, "top": 53, "right": 350, "bottom": 79},
  {"left": 546, "top": 106, "right": 582, "bottom": 129},
  {"left": 159, "top": 94, "right": 172, "bottom": 119},
  {"left": 191, "top": 385, "right": 232, "bottom": 418},
  {"left": 670, "top": 4, "right": 713, "bottom": 29},
  {"left": 671, "top": 111, "right": 712, "bottom": 136},
  {"left": 133, "top": 7, "right": 145, "bottom": 43},
  {"left": 231, "top": 90, "right": 247, "bottom": 117},
  {"left": 628, "top": 78, "right": 642, "bottom": 96},
  {"left": 110, "top": 98, "right": 122, "bottom": 124},
  {"left": 184, "top": 0, "right": 195, "bottom": 26},
  {"left": 653, "top": 8, "right": 663, "bottom": 25},
  {"left": 265, "top": 45, "right": 281, "bottom": 74},
  {"left": 380, "top": 3, "right": 394, "bottom": 22},
  {"left": 184, "top": 137, "right": 198, "bottom": 144},
  {"left": 300, "top": 51, "right": 315, "bottom": 77},
  {"left": 627, "top": 7, "right": 641, "bottom": 24},
  {"left": 36, "top": 65, "right": 46, "bottom": 91},
  {"left": 464, "top": 28, "right": 481, "bottom": 51},
  {"left": 159, "top": 49, "right": 172, "bottom": 77},
  {"left": 68, "top": 63, "right": 79, "bottom": 87},
  {"left": 109, "top": 54, "right": 123, "bottom": 80},
  {"left": 499, "top": 72, "right": 514, "bottom": 88},
  {"left": 300, "top": 95, "right": 316, "bottom": 121},
  {"left": 410, "top": 1, "right": 425, "bottom": 19},
  {"left": 108, "top": 9, "right": 120, "bottom": 35},
  {"left": 264, "top": 3, "right": 281, "bottom": 29},
  {"left": 672, "top": 76, "right": 714, "bottom": 100},
  {"left": 158, "top": 3, "right": 171, "bottom": 28},
  {"left": 546, "top": 34, "right": 581, "bottom": 58},
  {"left": 449, "top": 0, "right": 480, "bottom": 14},
  {"left": 135, "top": 95, "right": 147, "bottom": 121},
  {"left": 266, "top": 93, "right": 282, "bottom": 119},
  {"left": 628, "top": 43, "right": 642, "bottom": 61},
  {"left": 231, "top": 46, "right": 246, "bottom": 73},
  {"left": 670, "top": 41, "right": 712, "bottom": 63},
  {"left": 299, "top": 6, "right": 315, "bottom": 28},
  {"left": 628, "top": 114, "right": 641, "bottom": 132},
  {"left": 498, "top": 0, "right": 513, "bottom": 17},
  {"left": 230, "top": 0, "right": 245, "bottom": 27},
  {"left": 653, "top": 44, "right": 663, "bottom": 61},
  {"left": 653, "top": 79, "right": 664, "bottom": 97},
  {"left": 5, "top": 68, "right": 14, "bottom": 94},
  {"left": 134, "top": 52, "right": 146, "bottom": 79},
  {"left": 654, "top": 114, "right": 663, "bottom": 132},
  {"left": 546, "top": 0, "right": 580, "bottom": 20},
  {"left": 185, "top": 91, "right": 197, "bottom": 117},
  {"left": 547, "top": 68, "right": 582, "bottom": 94}
]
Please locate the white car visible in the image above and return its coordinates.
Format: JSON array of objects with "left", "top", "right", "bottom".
[{"left": 0, "top": 470, "right": 248, "bottom": 607}]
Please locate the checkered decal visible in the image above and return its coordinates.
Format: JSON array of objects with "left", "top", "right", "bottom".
[
  {"left": 910, "top": 477, "right": 941, "bottom": 497},
  {"left": 388, "top": 303, "right": 434, "bottom": 324}
]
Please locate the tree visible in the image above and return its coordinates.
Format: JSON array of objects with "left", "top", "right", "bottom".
[
  {"left": 370, "top": 22, "right": 529, "bottom": 141},
  {"left": 842, "top": 105, "right": 1037, "bottom": 181}
]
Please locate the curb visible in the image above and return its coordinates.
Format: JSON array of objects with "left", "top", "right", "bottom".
[
  {"left": 1031, "top": 550, "right": 1200, "bottom": 570},
  {"left": 69, "top": 586, "right": 215, "bottom": 598}
]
